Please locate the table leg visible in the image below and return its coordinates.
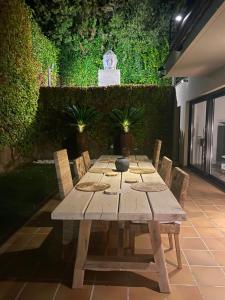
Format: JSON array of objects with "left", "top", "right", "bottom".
[
  {"left": 148, "top": 221, "right": 170, "bottom": 293},
  {"left": 72, "top": 220, "right": 92, "bottom": 288}
]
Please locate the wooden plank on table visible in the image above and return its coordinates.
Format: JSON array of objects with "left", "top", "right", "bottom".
[
  {"left": 85, "top": 164, "right": 121, "bottom": 220},
  {"left": 119, "top": 170, "right": 152, "bottom": 221},
  {"left": 142, "top": 172, "right": 186, "bottom": 222},
  {"left": 51, "top": 169, "right": 104, "bottom": 220}
]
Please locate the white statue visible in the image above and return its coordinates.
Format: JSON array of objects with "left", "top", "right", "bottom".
[
  {"left": 103, "top": 50, "right": 118, "bottom": 70},
  {"left": 98, "top": 50, "right": 120, "bottom": 86}
]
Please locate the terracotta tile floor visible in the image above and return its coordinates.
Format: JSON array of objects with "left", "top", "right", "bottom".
[{"left": 0, "top": 171, "right": 225, "bottom": 300}]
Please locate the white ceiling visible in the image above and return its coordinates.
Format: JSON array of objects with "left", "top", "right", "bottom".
[{"left": 167, "top": 1, "right": 225, "bottom": 77}]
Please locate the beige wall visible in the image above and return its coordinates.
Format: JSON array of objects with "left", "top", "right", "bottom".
[{"left": 175, "top": 64, "right": 225, "bottom": 166}]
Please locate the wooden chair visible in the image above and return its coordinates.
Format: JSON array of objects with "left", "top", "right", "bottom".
[
  {"left": 54, "top": 149, "right": 73, "bottom": 199},
  {"left": 74, "top": 156, "right": 86, "bottom": 180},
  {"left": 160, "top": 167, "right": 189, "bottom": 268},
  {"left": 159, "top": 156, "right": 172, "bottom": 186},
  {"left": 54, "top": 149, "right": 75, "bottom": 245},
  {"left": 152, "top": 139, "right": 162, "bottom": 170},
  {"left": 129, "top": 167, "right": 189, "bottom": 269},
  {"left": 82, "top": 151, "right": 92, "bottom": 171}
]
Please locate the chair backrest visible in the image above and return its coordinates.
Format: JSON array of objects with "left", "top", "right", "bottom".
[
  {"left": 159, "top": 156, "right": 172, "bottom": 186},
  {"left": 74, "top": 156, "right": 86, "bottom": 180},
  {"left": 82, "top": 151, "right": 91, "bottom": 171},
  {"left": 170, "top": 167, "right": 189, "bottom": 207},
  {"left": 54, "top": 149, "right": 73, "bottom": 199},
  {"left": 152, "top": 139, "right": 162, "bottom": 170}
]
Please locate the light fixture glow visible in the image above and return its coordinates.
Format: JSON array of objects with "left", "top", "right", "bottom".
[{"left": 175, "top": 15, "right": 183, "bottom": 22}]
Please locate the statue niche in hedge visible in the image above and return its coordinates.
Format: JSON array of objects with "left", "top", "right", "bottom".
[
  {"left": 66, "top": 104, "right": 101, "bottom": 155},
  {"left": 110, "top": 106, "right": 144, "bottom": 157}
]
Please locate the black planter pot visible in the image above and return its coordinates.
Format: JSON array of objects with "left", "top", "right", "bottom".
[
  {"left": 76, "top": 131, "right": 88, "bottom": 156},
  {"left": 120, "top": 132, "right": 133, "bottom": 157}
]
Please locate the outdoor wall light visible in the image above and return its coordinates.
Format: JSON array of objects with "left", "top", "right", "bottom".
[{"left": 175, "top": 15, "right": 183, "bottom": 22}]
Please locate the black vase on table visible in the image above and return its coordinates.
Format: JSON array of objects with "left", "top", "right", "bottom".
[{"left": 115, "top": 157, "right": 129, "bottom": 172}]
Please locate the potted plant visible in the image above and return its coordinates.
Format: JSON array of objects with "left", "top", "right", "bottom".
[
  {"left": 110, "top": 106, "right": 144, "bottom": 156},
  {"left": 66, "top": 104, "right": 101, "bottom": 155}
]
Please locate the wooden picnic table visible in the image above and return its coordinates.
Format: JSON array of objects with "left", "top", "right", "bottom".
[{"left": 51, "top": 155, "right": 186, "bottom": 293}]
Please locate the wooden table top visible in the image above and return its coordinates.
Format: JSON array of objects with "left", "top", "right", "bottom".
[{"left": 51, "top": 155, "right": 186, "bottom": 222}]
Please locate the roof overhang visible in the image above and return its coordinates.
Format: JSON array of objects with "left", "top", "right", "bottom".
[{"left": 166, "top": 1, "right": 225, "bottom": 77}]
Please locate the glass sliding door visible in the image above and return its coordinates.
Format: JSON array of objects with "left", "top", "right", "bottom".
[
  {"left": 210, "top": 96, "right": 225, "bottom": 183},
  {"left": 190, "top": 101, "right": 207, "bottom": 171},
  {"left": 189, "top": 93, "right": 225, "bottom": 187}
]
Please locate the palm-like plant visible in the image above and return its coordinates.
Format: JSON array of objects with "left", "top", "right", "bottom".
[
  {"left": 110, "top": 106, "right": 144, "bottom": 133},
  {"left": 67, "top": 104, "right": 100, "bottom": 133}
]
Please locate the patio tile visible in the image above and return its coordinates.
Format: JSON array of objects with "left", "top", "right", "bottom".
[
  {"left": 167, "top": 265, "right": 196, "bottom": 285},
  {"left": 199, "top": 286, "right": 225, "bottom": 300},
  {"left": 180, "top": 238, "right": 207, "bottom": 250},
  {"left": 210, "top": 218, "right": 225, "bottom": 227},
  {"left": 211, "top": 251, "right": 225, "bottom": 266},
  {"left": 164, "top": 249, "right": 188, "bottom": 266},
  {"left": 180, "top": 227, "right": 199, "bottom": 237},
  {"left": 198, "top": 205, "right": 219, "bottom": 212},
  {"left": 129, "top": 286, "right": 203, "bottom": 300},
  {"left": 17, "top": 282, "right": 59, "bottom": 300},
  {"left": 190, "top": 266, "right": 225, "bottom": 286},
  {"left": 204, "top": 211, "right": 225, "bottom": 218},
  {"left": 196, "top": 227, "right": 225, "bottom": 238},
  {"left": 55, "top": 284, "right": 92, "bottom": 300},
  {"left": 135, "top": 233, "right": 151, "bottom": 250},
  {"left": 183, "top": 250, "right": 218, "bottom": 266},
  {"left": 0, "top": 280, "right": 25, "bottom": 300},
  {"left": 191, "top": 219, "right": 216, "bottom": 228},
  {"left": 215, "top": 206, "right": 225, "bottom": 212},
  {"left": 187, "top": 212, "right": 206, "bottom": 219},
  {"left": 203, "top": 238, "right": 225, "bottom": 250},
  {"left": 92, "top": 285, "right": 128, "bottom": 300},
  {"left": 129, "top": 287, "right": 167, "bottom": 300}
]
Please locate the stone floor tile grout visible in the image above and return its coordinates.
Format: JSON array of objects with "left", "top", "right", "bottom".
[
  {"left": 52, "top": 283, "right": 61, "bottom": 300},
  {"left": 14, "top": 282, "right": 28, "bottom": 300}
]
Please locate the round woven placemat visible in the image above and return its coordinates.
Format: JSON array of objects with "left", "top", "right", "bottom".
[
  {"left": 131, "top": 182, "right": 168, "bottom": 192},
  {"left": 89, "top": 168, "right": 113, "bottom": 174},
  {"left": 76, "top": 182, "right": 110, "bottom": 192},
  {"left": 105, "top": 171, "right": 118, "bottom": 176},
  {"left": 129, "top": 167, "right": 155, "bottom": 174}
]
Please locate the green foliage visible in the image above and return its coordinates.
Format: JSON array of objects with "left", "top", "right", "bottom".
[
  {"left": 67, "top": 104, "right": 101, "bottom": 133},
  {"left": 37, "top": 85, "right": 175, "bottom": 158},
  {"left": 0, "top": 0, "right": 39, "bottom": 152},
  {"left": 60, "top": 36, "right": 102, "bottom": 86},
  {"left": 27, "top": 0, "right": 183, "bottom": 86},
  {"left": 31, "top": 19, "right": 59, "bottom": 86},
  {"left": 110, "top": 106, "right": 144, "bottom": 133}
]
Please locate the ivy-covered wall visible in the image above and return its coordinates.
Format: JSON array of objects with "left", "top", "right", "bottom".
[
  {"left": 0, "top": 0, "right": 59, "bottom": 173},
  {"left": 31, "top": 19, "right": 59, "bottom": 87},
  {"left": 37, "top": 85, "right": 176, "bottom": 159}
]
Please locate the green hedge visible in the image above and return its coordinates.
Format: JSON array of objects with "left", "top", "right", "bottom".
[
  {"left": 37, "top": 85, "right": 175, "bottom": 159},
  {"left": 0, "top": 0, "right": 39, "bottom": 152}
]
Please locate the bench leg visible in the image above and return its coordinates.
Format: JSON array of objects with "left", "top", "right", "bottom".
[
  {"left": 148, "top": 221, "right": 170, "bottom": 293},
  {"left": 72, "top": 220, "right": 92, "bottom": 288}
]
